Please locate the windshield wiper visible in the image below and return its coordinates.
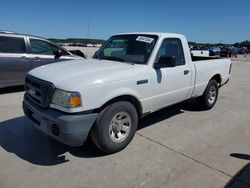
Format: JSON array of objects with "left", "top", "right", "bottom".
[{"left": 112, "top": 56, "right": 135, "bottom": 65}]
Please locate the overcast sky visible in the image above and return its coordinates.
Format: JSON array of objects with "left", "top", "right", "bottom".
[{"left": 1, "top": 0, "right": 249, "bottom": 43}]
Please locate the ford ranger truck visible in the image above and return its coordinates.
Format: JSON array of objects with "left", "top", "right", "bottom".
[{"left": 23, "top": 33, "right": 231, "bottom": 153}]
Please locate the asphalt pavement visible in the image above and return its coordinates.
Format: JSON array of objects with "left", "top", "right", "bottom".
[{"left": 0, "top": 61, "right": 250, "bottom": 188}]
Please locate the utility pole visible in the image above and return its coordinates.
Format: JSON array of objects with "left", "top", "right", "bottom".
[
  {"left": 219, "top": 36, "right": 223, "bottom": 44},
  {"left": 87, "top": 16, "right": 91, "bottom": 39}
]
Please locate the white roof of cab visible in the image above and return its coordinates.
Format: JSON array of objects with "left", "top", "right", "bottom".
[{"left": 116, "top": 32, "right": 185, "bottom": 39}]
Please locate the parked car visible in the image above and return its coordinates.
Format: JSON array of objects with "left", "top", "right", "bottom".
[
  {"left": 68, "top": 49, "right": 86, "bottom": 58},
  {"left": 208, "top": 47, "right": 221, "bottom": 56},
  {"left": 231, "top": 47, "right": 239, "bottom": 56},
  {"left": 191, "top": 49, "right": 209, "bottom": 57},
  {"left": 0, "top": 31, "right": 83, "bottom": 88},
  {"left": 23, "top": 32, "right": 231, "bottom": 153},
  {"left": 220, "top": 48, "right": 232, "bottom": 57},
  {"left": 238, "top": 47, "right": 249, "bottom": 54}
]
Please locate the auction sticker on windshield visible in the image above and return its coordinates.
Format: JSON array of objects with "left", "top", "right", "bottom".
[{"left": 136, "top": 36, "right": 154, "bottom": 43}]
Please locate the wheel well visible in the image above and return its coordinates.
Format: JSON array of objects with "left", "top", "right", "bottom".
[
  {"left": 210, "top": 74, "right": 222, "bottom": 85},
  {"left": 94, "top": 95, "right": 143, "bottom": 118}
]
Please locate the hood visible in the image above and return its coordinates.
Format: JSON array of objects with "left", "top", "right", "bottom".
[{"left": 28, "top": 59, "right": 143, "bottom": 91}]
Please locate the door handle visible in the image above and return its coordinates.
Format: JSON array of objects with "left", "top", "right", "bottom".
[
  {"left": 20, "top": 56, "right": 29, "bottom": 61},
  {"left": 33, "top": 57, "right": 41, "bottom": 61},
  {"left": 184, "top": 70, "right": 190, "bottom": 75}
]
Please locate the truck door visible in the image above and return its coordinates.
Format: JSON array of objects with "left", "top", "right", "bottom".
[
  {"left": 150, "top": 38, "right": 192, "bottom": 109},
  {"left": 0, "top": 35, "right": 31, "bottom": 87}
]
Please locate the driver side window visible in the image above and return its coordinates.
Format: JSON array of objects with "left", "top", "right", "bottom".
[{"left": 156, "top": 38, "right": 185, "bottom": 66}]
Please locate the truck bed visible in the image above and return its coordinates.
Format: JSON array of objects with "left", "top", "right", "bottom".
[
  {"left": 191, "top": 57, "right": 231, "bottom": 97},
  {"left": 191, "top": 55, "right": 221, "bottom": 61}
]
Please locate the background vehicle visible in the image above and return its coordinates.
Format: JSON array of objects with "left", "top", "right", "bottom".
[
  {"left": 231, "top": 47, "right": 239, "bottom": 56},
  {"left": 23, "top": 32, "right": 231, "bottom": 153},
  {"left": 220, "top": 47, "right": 232, "bottom": 57},
  {"left": 190, "top": 47, "right": 209, "bottom": 57},
  {"left": 0, "top": 31, "right": 83, "bottom": 88},
  {"left": 238, "top": 47, "right": 249, "bottom": 54},
  {"left": 208, "top": 47, "right": 221, "bottom": 56},
  {"left": 68, "top": 49, "right": 86, "bottom": 58}
]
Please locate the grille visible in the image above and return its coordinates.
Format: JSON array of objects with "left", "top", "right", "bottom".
[{"left": 25, "top": 75, "right": 55, "bottom": 108}]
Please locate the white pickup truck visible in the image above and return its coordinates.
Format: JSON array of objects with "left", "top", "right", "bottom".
[
  {"left": 191, "top": 49, "right": 210, "bottom": 57},
  {"left": 23, "top": 32, "right": 231, "bottom": 153}
]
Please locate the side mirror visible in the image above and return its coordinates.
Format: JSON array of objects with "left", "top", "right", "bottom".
[
  {"left": 92, "top": 51, "right": 98, "bottom": 58},
  {"left": 69, "top": 50, "right": 86, "bottom": 58},
  {"left": 154, "top": 56, "right": 176, "bottom": 69},
  {"left": 54, "top": 49, "right": 62, "bottom": 59}
]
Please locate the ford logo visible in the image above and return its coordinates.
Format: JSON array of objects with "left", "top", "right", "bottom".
[{"left": 28, "top": 88, "right": 36, "bottom": 95}]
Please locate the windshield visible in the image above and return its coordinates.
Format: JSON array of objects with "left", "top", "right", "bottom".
[{"left": 95, "top": 34, "right": 158, "bottom": 64}]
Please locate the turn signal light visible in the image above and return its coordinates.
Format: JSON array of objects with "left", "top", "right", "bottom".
[{"left": 69, "top": 95, "right": 81, "bottom": 107}]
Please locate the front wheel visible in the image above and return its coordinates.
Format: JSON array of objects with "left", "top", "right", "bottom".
[
  {"left": 198, "top": 79, "right": 219, "bottom": 110},
  {"left": 91, "top": 101, "right": 138, "bottom": 153}
]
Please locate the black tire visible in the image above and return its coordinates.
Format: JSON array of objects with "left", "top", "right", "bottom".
[
  {"left": 91, "top": 101, "right": 138, "bottom": 153},
  {"left": 198, "top": 79, "right": 219, "bottom": 110}
]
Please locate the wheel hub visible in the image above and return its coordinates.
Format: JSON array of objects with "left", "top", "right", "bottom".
[
  {"left": 208, "top": 85, "right": 216, "bottom": 104},
  {"left": 109, "top": 111, "right": 131, "bottom": 143},
  {"left": 113, "top": 120, "right": 123, "bottom": 133}
]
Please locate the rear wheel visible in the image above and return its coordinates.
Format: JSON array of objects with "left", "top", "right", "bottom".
[
  {"left": 91, "top": 101, "right": 138, "bottom": 153},
  {"left": 198, "top": 79, "right": 219, "bottom": 110}
]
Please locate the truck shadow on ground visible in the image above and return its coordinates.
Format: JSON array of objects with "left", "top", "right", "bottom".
[
  {"left": 224, "top": 153, "right": 250, "bottom": 188},
  {"left": 0, "top": 116, "right": 105, "bottom": 166},
  {"left": 0, "top": 99, "right": 204, "bottom": 166},
  {"left": 138, "top": 98, "right": 204, "bottom": 130},
  {"left": 0, "top": 86, "right": 25, "bottom": 94}
]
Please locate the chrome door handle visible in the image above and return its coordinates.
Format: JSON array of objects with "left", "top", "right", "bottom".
[
  {"left": 20, "top": 56, "right": 29, "bottom": 61},
  {"left": 33, "top": 57, "right": 41, "bottom": 61},
  {"left": 184, "top": 70, "right": 190, "bottom": 75}
]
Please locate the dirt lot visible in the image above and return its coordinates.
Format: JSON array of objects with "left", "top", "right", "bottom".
[
  {"left": 0, "top": 60, "right": 250, "bottom": 188},
  {"left": 230, "top": 54, "right": 250, "bottom": 62}
]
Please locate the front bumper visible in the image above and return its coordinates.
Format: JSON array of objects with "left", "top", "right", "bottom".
[{"left": 23, "top": 95, "right": 98, "bottom": 147}]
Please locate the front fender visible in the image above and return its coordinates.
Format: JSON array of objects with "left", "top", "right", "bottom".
[
  {"left": 82, "top": 81, "right": 143, "bottom": 112},
  {"left": 101, "top": 87, "right": 142, "bottom": 106}
]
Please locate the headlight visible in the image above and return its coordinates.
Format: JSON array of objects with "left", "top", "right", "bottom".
[{"left": 51, "top": 89, "right": 82, "bottom": 108}]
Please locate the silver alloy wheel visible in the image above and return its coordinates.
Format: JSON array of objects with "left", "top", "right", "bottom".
[
  {"left": 208, "top": 85, "right": 217, "bottom": 104},
  {"left": 109, "top": 111, "right": 131, "bottom": 143}
]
